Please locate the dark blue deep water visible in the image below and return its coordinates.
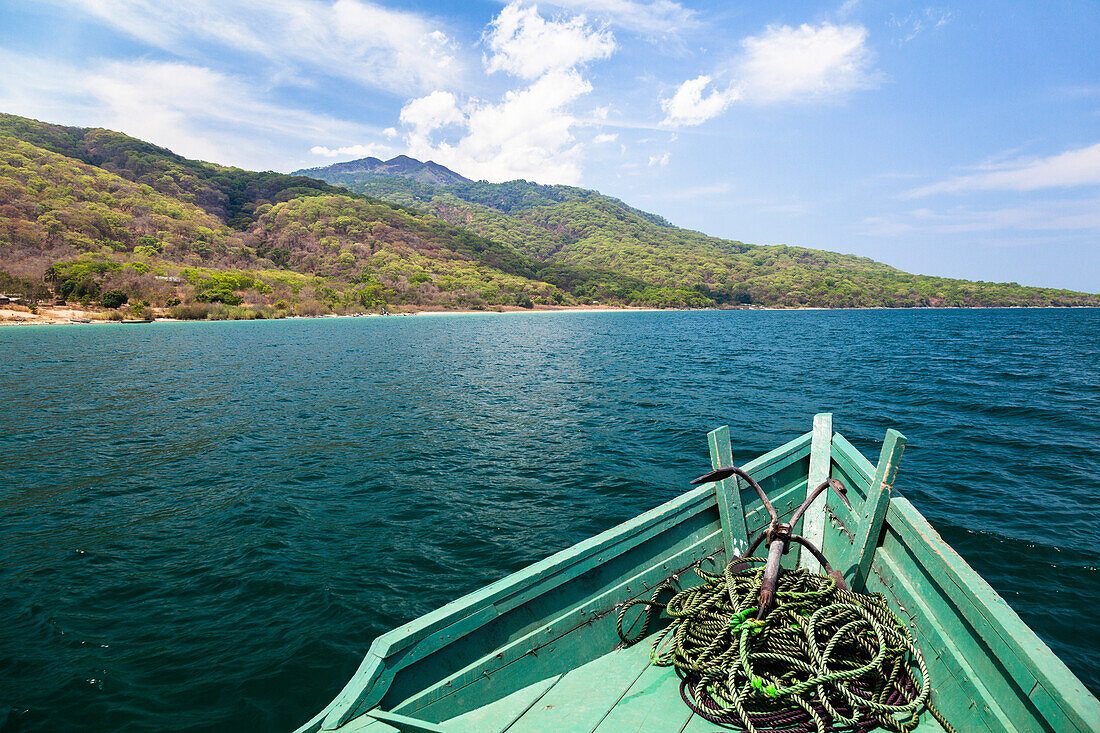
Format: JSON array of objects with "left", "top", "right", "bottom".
[{"left": 1, "top": 309, "right": 1098, "bottom": 731}]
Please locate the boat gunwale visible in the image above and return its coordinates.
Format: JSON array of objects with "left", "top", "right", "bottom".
[
  {"left": 299, "top": 425, "right": 1100, "bottom": 733},
  {"left": 881, "top": 496, "right": 1100, "bottom": 732},
  {"left": 308, "top": 431, "right": 814, "bottom": 729},
  {"left": 396, "top": 476, "right": 827, "bottom": 721}
]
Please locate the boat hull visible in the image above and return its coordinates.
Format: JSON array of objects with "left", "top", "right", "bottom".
[{"left": 297, "top": 416, "right": 1100, "bottom": 733}]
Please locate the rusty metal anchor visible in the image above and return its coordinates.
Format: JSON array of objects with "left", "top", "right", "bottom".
[{"left": 690, "top": 465, "right": 853, "bottom": 619}]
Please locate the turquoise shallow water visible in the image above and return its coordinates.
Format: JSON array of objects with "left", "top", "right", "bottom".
[{"left": 1, "top": 309, "right": 1098, "bottom": 731}]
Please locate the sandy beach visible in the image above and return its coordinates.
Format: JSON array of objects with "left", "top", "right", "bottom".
[
  {"left": 0, "top": 302, "right": 706, "bottom": 326},
  {"left": 0, "top": 305, "right": 111, "bottom": 325}
]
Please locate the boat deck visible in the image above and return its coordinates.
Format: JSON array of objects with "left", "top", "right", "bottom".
[{"left": 346, "top": 629, "right": 949, "bottom": 732}]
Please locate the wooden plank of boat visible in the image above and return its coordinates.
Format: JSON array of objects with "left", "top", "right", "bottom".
[
  {"left": 707, "top": 425, "right": 748, "bottom": 558},
  {"left": 295, "top": 418, "right": 1100, "bottom": 733},
  {"left": 799, "top": 412, "right": 833, "bottom": 572},
  {"left": 848, "top": 429, "right": 906, "bottom": 588}
]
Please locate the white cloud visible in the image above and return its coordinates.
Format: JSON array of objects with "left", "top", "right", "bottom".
[
  {"left": 51, "top": 0, "right": 460, "bottom": 94},
  {"left": 837, "top": 0, "right": 860, "bottom": 19},
  {"left": 402, "top": 70, "right": 593, "bottom": 183},
  {"left": 888, "top": 8, "right": 953, "bottom": 45},
  {"left": 538, "top": 0, "right": 697, "bottom": 37},
  {"left": 394, "top": 3, "right": 617, "bottom": 183},
  {"left": 660, "top": 75, "right": 740, "bottom": 126},
  {"left": 648, "top": 151, "right": 670, "bottom": 166},
  {"left": 310, "top": 142, "right": 393, "bottom": 158},
  {"left": 906, "top": 143, "right": 1100, "bottom": 197},
  {"left": 0, "top": 49, "right": 379, "bottom": 170},
  {"left": 484, "top": 1, "right": 615, "bottom": 79},
  {"left": 593, "top": 132, "right": 618, "bottom": 143},
  {"left": 399, "top": 91, "right": 465, "bottom": 137},
  {"left": 736, "top": 23, "right": 875, "bottom": 103},
  {"left": 659, "top": 22, "right": 874, "bottom": 127}
]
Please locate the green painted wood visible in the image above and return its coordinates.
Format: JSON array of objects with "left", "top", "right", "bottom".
[
  {"left": 327, "top": 439, "right": 814, "bottom": 728},
  {"left": 393, "top": 531, "right": 723, "bottom": 722},
  {"left": 440, "top": 675, "right": 562, "bottom": 733},
  {"left": 741, "top": 430, "right": 812, "bottom": 478},
  {"left": 679, "top": 714, "right": 718, "bottom": 733},
  {"left": 707, "top": 425, "right": 749, "bottom": 558},
  {"left": 699, "top": 429, "right": 812, "bottom": 509},
  {"left": 338, "top": 717, "right": 400, "bottom": 733},
  {"left": 831, "top": 433, "right": 875, "bottom": 486},
  {"left": 383, "top": 489, "right": 714, "bottom": 656},
  {"left": 847, "top": 429, "right": 906, "bottom": 588},
  {"left": 800, "top": 413, "right": 833, "bottom": 572},
  {"left": 320, "top": 653, "right": 388, "bottom": 730},
  {"left": 885, "top": 498, "right": 1100, "bottom": 732},
  {"left": 592, "top": 658, "right": 694, "bottom": 732},
  {"left": 321, "top": 486, "right": 720, "bottom": 727},
  {"left": 303, "top": 424, "right": 1100, "bottom": 733},
  {"left": 817, "top": 433, "right": 873, "bottom": 580},
  {"left": 868, "top": 546, "right": 1010, "bottom": 732},
  {"left": 507, "top": 639, "right": 655, "bottom": 733},
  {"left": 382, "top": 501, "right": 721, "bottom": 716},
  {"left": 366, "top": 710, "right": 445, "bottom": 733}
]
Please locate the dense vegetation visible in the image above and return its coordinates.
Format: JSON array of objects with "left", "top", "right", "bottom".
[
  {"left": 310, "top": 165, "right": 1100, "bottom": 309},
  {"left": 0, "top": 118, "right": 563, "bottom": 316},
  {"left": 1, "top": 112, "right": 1096, "bottom": 319},
  {"left": 296, "top": 154, "right": 469, "bottom": 186},
  {"left": 0, "top": 113, "right": 358, "bottom": 228}
]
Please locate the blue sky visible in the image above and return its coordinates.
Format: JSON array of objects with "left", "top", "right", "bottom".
[{"left": 1, "top": 1, "right": 1098, "bottom": 290}]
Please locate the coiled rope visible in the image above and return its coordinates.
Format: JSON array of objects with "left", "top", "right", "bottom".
[{"left": 617, "top": 558, "right": 956, "bottom": 733}]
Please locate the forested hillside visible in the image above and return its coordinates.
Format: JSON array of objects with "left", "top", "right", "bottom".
[
  {"left": 304, "top": 159, "right": 1100, "bottom": 310},
  {"left": 0, "top": 115, "right": 565, "bottom": 316},
  {"left": 1, "top": 113, "right": 1096, "bottom": 320}
]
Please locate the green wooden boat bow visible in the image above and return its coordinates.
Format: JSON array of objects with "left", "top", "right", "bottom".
[{"left": 295, "top": 415, "right": 1100, "bottom": 733}]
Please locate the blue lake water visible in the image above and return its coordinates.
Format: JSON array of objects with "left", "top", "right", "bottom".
[{"left": 1, "top": 309, "right": 1098, "bottom": 731}]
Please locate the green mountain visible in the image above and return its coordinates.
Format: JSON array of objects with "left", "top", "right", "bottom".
[
  {"left": 297, "top": 154, "right": 470, "bottom": 186},
  {"left": 0, "top": 114, "right": 566, "bottom": 316},
  {"left": 0, "top": 112, "right": 1096, "bottom": 319},
  {"left": 297, "top": 159, "right": 1100, "bottom": 309}
]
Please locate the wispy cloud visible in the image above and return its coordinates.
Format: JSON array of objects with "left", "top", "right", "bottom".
[
  {"left": 647, "top": 151, "right": 670, "bottom": 166},
  {"left": 50, "top": 0, "right": 461, "bottom": 95},
  {"left": 888, "top": 8, "right": 953, "bottom": 45},
  {"left": 837, "top": 0, "right": 861, "bottom": 20},
  {"left": 906, "top": 143, "right": 1100, "bottom": 197},
  {"left": 537, "top": 0, "right": 698, "bottom": 38},
  {"left": 660, "top": 75, "right": 740, "bottom": 126},
  {"left": 660, "top": 22, "right": 876, "bottom": 126},
  {"left": 310, "top": 142, "right": 394, "bottom": 158},
  {"left": 0, "top": 49, "right": 379, "bottom": 170}
]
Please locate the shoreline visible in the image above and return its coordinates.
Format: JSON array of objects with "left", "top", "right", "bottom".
[
  {"left": 0, "top": 303, "right": 670, "bottom": 326},
  {"left": 3, "top": 302, "right": 1098, "bottom": 326}
]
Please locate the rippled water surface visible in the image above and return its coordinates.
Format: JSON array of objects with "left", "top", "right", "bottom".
[{"left": 1, "top": 309, "right": 1098, "bottom": 731}]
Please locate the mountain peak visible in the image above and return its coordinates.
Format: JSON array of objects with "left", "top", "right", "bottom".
[{"left": 295, "top": 155, "right": 469, "bottom": 186}]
